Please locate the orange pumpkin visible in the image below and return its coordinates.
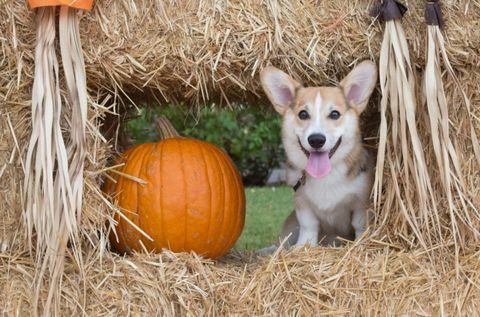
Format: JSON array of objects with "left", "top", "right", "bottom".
[
  {"left": 104, "top": 117, "right": 246, "bottom": 259},
  {"left": 28, "top": 0, "right": 94, "bottom": 10}
]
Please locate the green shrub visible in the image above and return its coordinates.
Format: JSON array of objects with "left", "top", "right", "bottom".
[{"left": 126, "top": 104, "right": 284, "bottom": 186}]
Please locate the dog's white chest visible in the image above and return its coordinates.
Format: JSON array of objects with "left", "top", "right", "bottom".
[{"left": 299, "top": 164, "right": 367, "bottom": 212}]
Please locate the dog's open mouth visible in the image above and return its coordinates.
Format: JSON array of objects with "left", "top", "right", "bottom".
[{"left": 298, "top": 137, "right": 342, "bottom": 178}]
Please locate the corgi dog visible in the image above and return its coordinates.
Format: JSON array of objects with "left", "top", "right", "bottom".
[{"left": 258, "top": 61, "right": 377, "bottom": 253}]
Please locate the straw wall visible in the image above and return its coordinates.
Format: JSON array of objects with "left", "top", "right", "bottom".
[{"left": 1, "top": 0, "right": 479, "bottom": 315}]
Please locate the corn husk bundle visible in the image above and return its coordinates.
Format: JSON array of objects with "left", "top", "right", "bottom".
[
  {"left": 371, "top": 0, "right": 439, "bottom": 250},
  {"left": 369, "top": 0, "right": 479, "bottom": 253},
  {"left": 24, "top": 7, "right": 72, "bottom": 313},
  {"left": 23, "top": 1, "right": 92, "bottom": 314},
  {"left": 1, "top": 0, "right": 480, "bottom": 315},
  {"left": 422, "top": 0, "right": 480, "bottom": 264}
]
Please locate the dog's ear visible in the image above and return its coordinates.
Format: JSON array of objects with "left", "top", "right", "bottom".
[
  {"left": 260, "top": 66, "right": 301, "bottom": 114},
  {"left": 340, "top": 61, "right": 377, "bottom": 114}
]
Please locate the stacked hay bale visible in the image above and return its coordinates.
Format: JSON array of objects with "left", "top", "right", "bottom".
[{"left": 1, "top": 0, "right": 479, "bottom": 315}]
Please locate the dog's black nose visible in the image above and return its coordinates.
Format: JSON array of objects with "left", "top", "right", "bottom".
[{"left": 308, "top": 134, "right": 326, "bottom": 149}]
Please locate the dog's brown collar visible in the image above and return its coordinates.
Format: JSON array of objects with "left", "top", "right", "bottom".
[
  {"left": 293, "top": 137, "right": 342, "bottom": 192},
  {"left": 293, "top": 171, "right": 306, "bottom": 192}
]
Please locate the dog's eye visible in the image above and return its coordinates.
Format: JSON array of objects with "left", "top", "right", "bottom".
[
  {"left": 298, "top": 110, "right": 310, "bottom": 120},
  {"left": 328, "top": 110, "right": 341, "bottom": 120}
]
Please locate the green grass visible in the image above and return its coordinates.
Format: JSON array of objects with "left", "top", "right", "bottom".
[{"left": 235, "top": 186, "right": 293, "bottom": 251}]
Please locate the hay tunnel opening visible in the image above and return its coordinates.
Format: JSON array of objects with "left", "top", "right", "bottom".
[{"left": 100, "top": 81, "right": 382, "bottom": 254}]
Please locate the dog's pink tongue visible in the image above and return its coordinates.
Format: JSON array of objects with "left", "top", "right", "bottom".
[{"left": 306, "top": 152, "right": 331, "bottom": 178}]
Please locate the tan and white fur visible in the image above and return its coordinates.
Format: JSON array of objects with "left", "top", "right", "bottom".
[{"left": 258, "top": 61, "right": 377, "bottom": 254}]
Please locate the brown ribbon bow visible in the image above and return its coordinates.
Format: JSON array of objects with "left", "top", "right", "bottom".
[
  {"left": 370, "top": 0, "right": 408, "bottom": 21},
  {"left": 426, "top": 0, "right": 444, "bottom": 28}
]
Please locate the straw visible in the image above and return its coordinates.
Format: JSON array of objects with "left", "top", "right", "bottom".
[{"left": 1, "top": 0, "right": 479, "bottom": 315}]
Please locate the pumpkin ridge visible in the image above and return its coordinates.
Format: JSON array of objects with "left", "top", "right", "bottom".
[
  {"left": 116, "top": 148, "right": 134, "bottom": 251},
  {"left": 178, "top": 139, "right": 188, "bottom": 252},
  {"left": 117, "top": 156, "right": 130, "bottom": 252},
  {"left": 136, "top": 143, "right": 155, "bottom": 250},
  {"left": 117, "top": 146, "right": 145, "bottom": 252},
  {"left": 212, "top": 146, "right": 234, "bottom": 256},
  {"left": 143, "top": 142, "right": 163, "bottom": 251},
  {"left": 198, "top": 144, "right": 213, "bottom": 254},
  {"left": 157, "top": 141, "right": 166, "bottom": 250},
  {"left": 208, "top": 145, "right": 227, "bottom": 257},
  {"left": 221, "top": 146, "right": 244, "bottom": 254},
  {"left": 219, "top": 146, "right": 244, "bottom": 252}
]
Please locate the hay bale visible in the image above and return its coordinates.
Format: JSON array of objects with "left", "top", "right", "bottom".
[
  {"left": 2, "top": 244, "right": 480, "bottom": 315},
  {"left": 1, "top": 0, "right": 479, "bottom": 315},
  {"left": 78, "top": 0, "right": 480, "bottom": 106}
]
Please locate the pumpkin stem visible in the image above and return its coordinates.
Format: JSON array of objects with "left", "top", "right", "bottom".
[{"left": 156, "top": 115, "right": 180, "bottom": 140}]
